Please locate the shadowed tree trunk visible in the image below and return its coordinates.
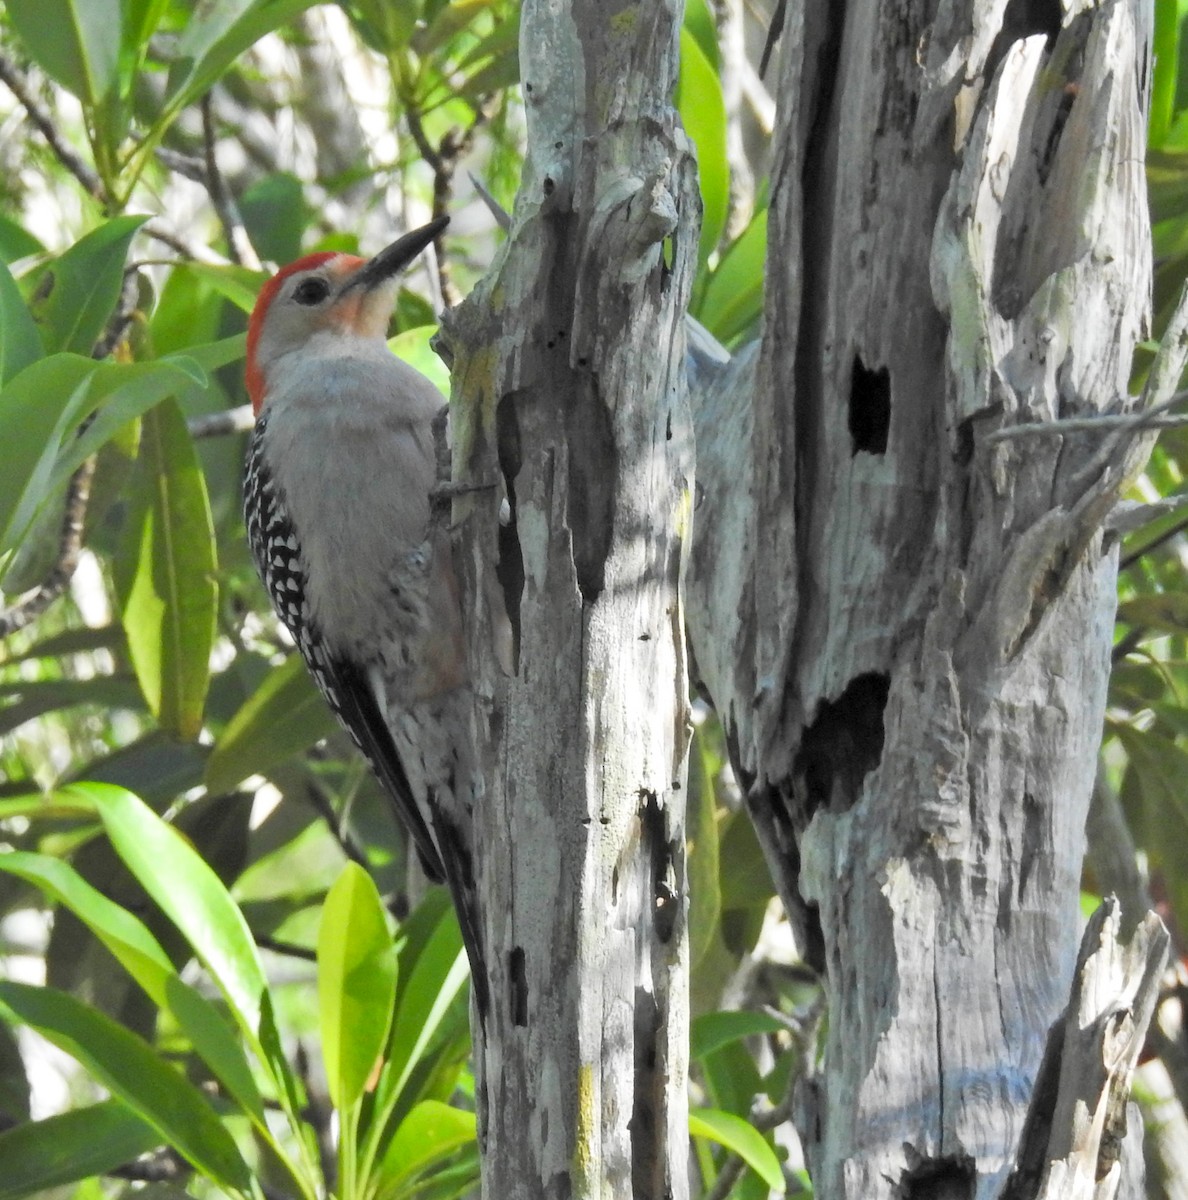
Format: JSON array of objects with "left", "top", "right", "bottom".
[
  {"left": 445, "top": 0, "right": 1173, "bottom": 1194},
  {"left": 443, "top": 0, "right": 698, "bottom": 1194},
  {"left": 687, "top": 0, "right": 1172, "bottom": 1197}
]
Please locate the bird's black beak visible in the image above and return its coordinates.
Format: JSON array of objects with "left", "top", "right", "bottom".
[{"left": 340, "top": 215, "right": 449, "bottom": 295}]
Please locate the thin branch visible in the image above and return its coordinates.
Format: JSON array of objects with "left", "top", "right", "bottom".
[
  {"left": 91, "top": 268, "right": 142, "bottom": 360},
  {"left": 0, "top": 52, "right": 105, "bottom": 203},
  {"left": 0, "top": 263, "right": 142, "bottom": 636},
  {"left": 202, "top": 92, "right": 261, "bottom": 270},
  {"left": 0, "top": 456, "right": 96, "bottom": 637},
  {"left": 188, "top": 405, "right": 255, "bottom": 439},
  {"left": 155, "top": 144, "right": 208, "bottom": 183},
  {"left": 107, "top": 1146, "right": 187, "bottom": 1183},
  {"left": 302, "top": 777, "right": 372, "bottom": 871},
  {"left": 405, "top": 104, "right": 491, "bottom": 304},
  {"left": 256, "top": 935, "right": 317, "bottom": 962},
  {"left": 1119, "top": 510, "right": 1188, "bottom": 570},
  {"left": 985, "top": 407, "right": 1188, "bottom": 444}
]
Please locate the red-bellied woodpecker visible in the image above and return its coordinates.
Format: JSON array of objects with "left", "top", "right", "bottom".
[{"left": 242, "top": 216, "right": 488, "bottom": 1015}]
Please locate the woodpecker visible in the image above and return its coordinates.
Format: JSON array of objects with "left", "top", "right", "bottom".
[{"left": 242, "top": 217, "right": 488, "bottom": 1015}]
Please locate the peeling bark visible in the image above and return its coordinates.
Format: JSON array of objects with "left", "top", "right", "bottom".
[
  {"left": 443, "top": 0, "right": 698, "bottom": 1193},
  {"left": 688, "top": 0, "right": 1167, "bottom": 1196}
]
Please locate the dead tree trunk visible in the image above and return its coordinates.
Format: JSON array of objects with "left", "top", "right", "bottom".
[
  {"left": 443, "top": 0, "right": 698, "bottom": 1193},
  {"left": 687, "top": 0, "right": 1171, "bottom": 1196}
]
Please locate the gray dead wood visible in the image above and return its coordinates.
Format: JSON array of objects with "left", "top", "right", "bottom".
[
  {"left": 441, "top": 0, "right": 698, "bottom": 1194},
  {"left": 687, "top": 0, "right": 1170, "bottom": 1197}
]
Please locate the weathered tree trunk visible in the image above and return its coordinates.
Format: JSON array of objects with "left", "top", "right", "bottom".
[
  {"left": 443, "top": 0, "right": 698, "bottom": 1193},
  {"left": 687, "top": 0, "right": 1170, "bottom": 1197}
]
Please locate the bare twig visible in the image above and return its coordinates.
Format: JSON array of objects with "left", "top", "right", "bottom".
[
  {"left": 202, "top": 92, "right": 261, "bottom": 270},
  {"left": 155, "top": 144, "right": 208, "bottom": 183},
  {"left": 1, "top": 263, "right": 143, "bottom": 636},
  {"left": 0, "top": 456, "right": 96, "bottom": 637},
  {"left": 188, "top": 406, "right": 255, "bottom": 439},
  {"left": 0, "top": 51, "right": 105, "bottom": 203},
  {"left": 107, "top": 1146, "right": 187, "bottom": 1183},
  {"left": 255, "top": 935, "right": 317, "bottom": 962},
  {"left": 985, "top": 404, "right": 1188, "bottom": 444},
  {"left": 91, "top": 268, "right": 142, "bottom": 360},
  {"left": 1119, "top": 509, "right": 1188, "bottom": 568},
  {"left": 302, "top": 778, "right": 372, "bottom": 871}
]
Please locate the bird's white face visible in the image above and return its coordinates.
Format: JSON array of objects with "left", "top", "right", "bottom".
[
  {"left": 247, "top": 255, "right": 398, "bottom": 410},
  {"left": 259, "top": 259, "right": 396, "bottom": 354},
  {"left": 246, "top": 217, "right": 448, "bottom": 414}
]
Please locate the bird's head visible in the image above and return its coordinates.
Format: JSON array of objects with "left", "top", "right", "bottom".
[{"left": 245, "top": 215, "right": 448, "bottom": 414}]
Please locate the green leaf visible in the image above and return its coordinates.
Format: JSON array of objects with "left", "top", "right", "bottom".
[
  {"left": 380, "top": 1100, "right": 477, "bottom": 1194},
  {"left": 31, "top": 216, "right": 148, "bottom": 355},
  {"left": 240, "top": 173, "right": 310, "bottom": 265},
  {"left": 0, "top": 353, "right": 203, "bottom": 569},
  {"left": 677, "top": 27, "right": 728, "bottom": 266},
  {"left": 0, "top": 216, "right": 45, "bottom": 263},
  {"left": 206, "top": 654, "right": 338, "bottom": 793},
  {"left": 0, "top": 851, "right": 264, "bottom": 1123},
  {"left": 390, "top": 327, "right": 451, "bottom": 396},
  {"left": 696, "top": 208, "right": 767, "bottom": 346},
  {"left": 44, "top": 357, "right": 207, "bottom": 498},
  {"left": 0, "top": 260, "right": 42, "bottom": 385},
  {"left": 0, "top": 354, "right": 98, "bottom": 561},
  {"left": 691, "top": 1010, "right": 786, "bottom": 1061},
  {"left": 683, "top": 0, "right": 719, "bottom": 69},
  {"left": 689, "top": 1107, "right": 784, "bottom": 1192},
  {"left": 114, "top": 398, "right": 217, "bottom": 739},
  {"left": 385, "top": 898, "right": 469, "bottom": 1099},
  {"left": 0, "top": 982, "right": 252, "bottom": 1195},
  {"left": 164, "top": 0, "right": 318, "bottom": 119},
  {"left": 0, "top": 1100, "right": 162, "bottom": 1200},
  {"left": 6, "top": 0, "right": 121, "bottom": 105},
  {"left": 318, "top": 862, "right": 398, "bottom": 1112},
  {"left": 75, "top": 783, "right": 271, "bottom": 1041},
  {"left": 1117, "top": 592, "right": 1188, "bottom": 635},
  {"left": 0, "top": 675, "right": 145, "bottom": 736},
  {"left": 688, "top": 725, "right": 722, "bottom": 970}
]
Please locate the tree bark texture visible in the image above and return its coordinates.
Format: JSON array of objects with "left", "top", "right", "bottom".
[
  {"left": 443, "top": 0, "right": 698, "bottom": 1194},
  {"left": 687, "top": 0, "right": 1167, "bottom": 1196}
]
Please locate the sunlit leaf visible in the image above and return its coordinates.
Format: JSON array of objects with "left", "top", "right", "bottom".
[
  {"left": 318, "top": 862, "right": 398, "bottom": 1111},
  {"left": 677, "top": 27, "right": 728, "bottom": 265},
  {"left": 205, "top": 654, "right": 338, "bottom": 793},
  {"left": 696, "top": 208, "right": 767, "bottom": 347},
  {"left": 379, "top": 1100, "right": 477, "bottom": 1193},
  {"left": 6, "top": 0, "right": 121, "bottom": 106},
  {"left": 73, "top": 783, "right": 270, "bottom": 1041},
  {"left": 0, "top": 260, "right": 42, "bottom": 385},
  {"left": 0, "top": 1100, "right": 162, "bottom": 1200},
  {"left": 0, "top": 983, "right": 252, "bottom": 1195},
  {"left": 689, "top": 1107, "right": 784, "bottom": 1192},
  {"left": 114, "top": 398, "right": 217, "bottom": 739},
  {"left": 30, "top": 216, "right": 148, "bottom": 355},
  {"left": 0, "top": 851, "right": 264, "bottom": 1123},
  {"left": 691, "top": 1010, "right": 786, "bottom": 1062}
]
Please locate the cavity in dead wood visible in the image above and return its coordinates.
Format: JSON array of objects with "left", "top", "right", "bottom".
[
  {"left": 901, "top": 1154, "right": 976, "bottom": 1200},
  {"left": 794, "top": 672, "right": 891, "bottom": 815},
  {"left": 508, "top": 946, "right": 528, "bottom": 1027},
  {"left": 495, "top": 393, "right": 524, "bottom": 665},
  {"left": 849, "top": 355, "right": 891, "bottom": 455}
]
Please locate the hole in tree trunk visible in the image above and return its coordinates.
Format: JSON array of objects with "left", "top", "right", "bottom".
[
  {"left": 508, "top": 947, "right": 528, "bottom": 1026},
  {"left": 849, "top": 356, "right": 891, "bottom": 455},
  {"left": 794, "top": 672, "right": 891, "bottom": 815},
  {"left": 902, "top": 1154, "right": 976, "bottom": 1200}
]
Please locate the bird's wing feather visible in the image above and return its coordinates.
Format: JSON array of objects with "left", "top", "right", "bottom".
[{"left": 244, "top": 419, "right": 446, "bottom": 882}]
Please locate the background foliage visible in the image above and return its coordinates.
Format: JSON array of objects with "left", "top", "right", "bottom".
[{"left": 0, "top": 0, "right": 1184, "bottom": 1195}]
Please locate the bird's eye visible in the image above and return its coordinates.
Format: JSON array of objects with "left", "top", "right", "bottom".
[{"left": 293, "top": 277, "right": 330, "bottom": 306}]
